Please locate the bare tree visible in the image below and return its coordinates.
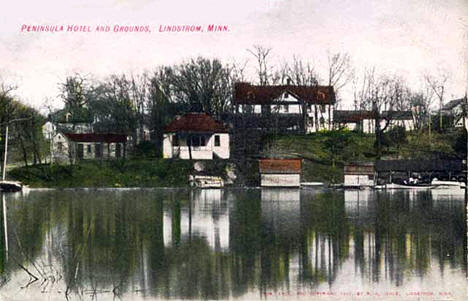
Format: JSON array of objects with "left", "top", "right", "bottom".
[
  {"left": 356, "top": 69, "right": 410, "bottom": 158},
  {"left": 327, "top": 52, "right": 354, "bottom": 93},
  {"left": 247, "top": 45, "right": 273, "bottom": 86},
  {"left": 408, "top": 87, "right": 434, "bottom": 130},
  {"left": 130, "top": 73, "right": 151, "bottom": 143},
  {"left": 424, "top": 72, "right": 449, "bottom": 130},
  {"left": 280, "top": 56, "right": 319, "bottom": 86}
]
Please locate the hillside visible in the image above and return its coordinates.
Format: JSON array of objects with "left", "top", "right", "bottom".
[{"left": 262, "top": 129, "right": 465, "bottom": 184}]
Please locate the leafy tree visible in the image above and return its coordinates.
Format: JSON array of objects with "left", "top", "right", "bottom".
[
  {"left": 168, "top": 57, "right": 233, "bottom": 117},
  {"left": 59, "top": 75, "right": 92, "bottom": 124}
]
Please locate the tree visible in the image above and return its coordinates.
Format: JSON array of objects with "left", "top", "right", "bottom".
[
  {"left": 424, "top": 72, "right": 449, "bottom": 131},
  {"left": 247, "top": 45, "right": 274, "bottom": 86},
  {"left": 408, "top": 89, "right": 433, "bottom": 130},
  {"left": 148, "top": 67, "right": 182, "bottom": 156},
  {"left": 168, "top": 57, "right": 233, "bottom": 117},
  {"left": 327, "top": 52, "right": 354, "bottom": 104},
  {"left": 356, "top": 69, "right": 410, "bottom": 158},
  {"left": 387, "top": 126, "right": 407, "bottom": 156},
  {"left": 10, "top": 103, "right": 45, "bottom": 166},
  {"left": 89, "top": 75, "right": 138, "bottom": 137},
  {"left": 129, "top": 73, "right": 151, "bottom": 143},
  {"left": 59, "top": 75, "right": 92, "bottom": 125}
]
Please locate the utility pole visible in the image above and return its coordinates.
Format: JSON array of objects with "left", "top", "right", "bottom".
[{"left": 2, "top": 125, "right": 8, "bottom": 181}]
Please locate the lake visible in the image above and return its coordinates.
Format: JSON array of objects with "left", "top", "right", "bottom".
[{"left": 0, "top": 188, "right": 466, "bottom": 300}]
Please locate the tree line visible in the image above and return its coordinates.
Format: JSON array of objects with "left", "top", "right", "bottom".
[{"left": 1, "top": 46, "right": 462, "bottom": 166}]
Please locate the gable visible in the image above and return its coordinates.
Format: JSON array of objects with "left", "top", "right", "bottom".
[{"left": 272, "top": 91, "right": 301, "bottom": 104}]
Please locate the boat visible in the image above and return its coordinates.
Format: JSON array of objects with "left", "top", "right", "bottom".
[
  {"left": 374, "top": 179, "right": 466, "bottom": 190},
  {"left": 301, "top": 182, "right": 324, "bottom": 188},
  {"left": 189, "top": 175, "right": 224, "bottom": 188},
  {"left": 0, "top": 180, "right": 23, "bottom": 192},
  {"left": 431, "top": 180, "right": 466, "bottom": 188},
  {"left": 374, "top": 183, "right": 435, "bottom": 190}
]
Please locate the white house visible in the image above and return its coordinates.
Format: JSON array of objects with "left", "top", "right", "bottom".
[
  {"left": 51, "top": 132, "right": 127, "bottom": 164},
  {"left": 234, "top": 82, "right": 336, "bottom": 133},
  {"left": 163, "top": 113, "right": 230, "bottom": 160},
  {"left": 333, "top": 110, "right": 375, "bottom": 133},
  {"left": 441, "top": 97, "right": 467, "bottom": 128},
  {"left": 259, "top": 158, "right": 302, "bottom": 187}
]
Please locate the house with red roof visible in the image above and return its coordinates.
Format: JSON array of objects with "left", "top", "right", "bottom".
[
  {"left": 333, "top": 110, "right": 376, "bottom": 133},
  {"left": 259, "top": 158, "right": 302, "bottom": 187},
  {"left": 52, "top": 132, "right": 127, "bottom": 164},
  {"left": 163, "top": 113, "right": 230, "bottom": 160},
  {"left": 234, "top": 82, "right": 336, "bottom": 133}
]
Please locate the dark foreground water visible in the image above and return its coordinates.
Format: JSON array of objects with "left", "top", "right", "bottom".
[{"left": 0, "top": 188, "right": 466, "bottom": 300}]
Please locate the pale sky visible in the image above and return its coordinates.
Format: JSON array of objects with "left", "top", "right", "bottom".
[{"left": 1, "top": 0, "right": 467, "bottom": 110}]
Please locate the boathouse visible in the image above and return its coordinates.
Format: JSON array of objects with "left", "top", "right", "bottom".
[
  {"left": 343, "top": 162, "right": 375, "bottom": 187},
  {"left": 375, "top": 160, "right": 465, "bottom": 183},
  {"left": 259, "top": 159, "right": 302, "bottom": 187}
]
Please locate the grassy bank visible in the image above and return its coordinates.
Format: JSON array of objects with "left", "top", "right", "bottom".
[
  {"left": 263, "top": 129, "right": 465, "bottom": 184},
  {"left": 9, "top": 129, "right": 465, "bottom": 187},
  {"left": 263, "top": 131, "right": 375, "bottom": 183},
  {"left": 9, "top": 159, "right": 193, "bottom": 188}
]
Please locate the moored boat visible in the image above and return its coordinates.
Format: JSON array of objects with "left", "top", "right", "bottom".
[{"left": 0, "top": 180, "right": 23, "bottom": 192}]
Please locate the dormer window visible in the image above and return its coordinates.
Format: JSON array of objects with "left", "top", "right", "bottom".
[{"left": 318, "top": 91, "right": 326, "bottom": 101}]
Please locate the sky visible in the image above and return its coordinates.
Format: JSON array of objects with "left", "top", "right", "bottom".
[{"left": 0, "top": 0, "right": 467, "bottom": 110}]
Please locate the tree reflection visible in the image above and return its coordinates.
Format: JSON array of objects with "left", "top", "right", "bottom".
[{"left": 2, "top": 188, "right": 466, "bottom": 299}]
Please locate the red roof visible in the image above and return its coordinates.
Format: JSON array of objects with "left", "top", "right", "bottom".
[
  {"left": 164, "top": 113, "right": 228, "bottom": 133},
  {"left": 64, "top": 133, "right": 127, "bottom": 143},
  {"left": 234, "top": 82, "right": 335, "bottom": 105},
  {"left": 259, "top": 159, "right": 302, "bottom": 174},
  {"left": 334, "top": 110, "right": 375, "bottom": 123}
]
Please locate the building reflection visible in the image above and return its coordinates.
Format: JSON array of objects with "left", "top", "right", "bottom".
[{"left": 164, "top": 189, "right": 230, "bottom": 250}]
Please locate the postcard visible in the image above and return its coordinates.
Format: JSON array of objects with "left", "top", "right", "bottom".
[{"left": 0, "top": 0, "right": 467, "bottom": 300}]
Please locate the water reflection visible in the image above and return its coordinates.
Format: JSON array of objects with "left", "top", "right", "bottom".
[{"left": 0, "top": 188, "right": 465, "bottom": 299}]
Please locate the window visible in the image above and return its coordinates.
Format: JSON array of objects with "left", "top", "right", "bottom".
[
  {"left": 87, "top": 145, "right": 92, "bottom": 153},
  {"left": 214, "top": 135, "right": 220, "bottom": 147},
  {"left": 189, "top": 135, "right": 206, "bottom": 147},
  {"left": 320, "top": 117, "right": 325, "bottom": 126},
  {"left": 283, "top": 105, "right": 289, "bottom": 113},
  {"left": 77, "top": 144, "right": 84, "bottom": 159},
  {"left": 320, "top": 105, "right": 326, "bottom": 113},
  {"left": 284, "top": 92, "right": 289, "bottom": 99},
  {"left": 261, "top": 105, "right": 270, "bottom": 115},
  {"left": 95, "top": 143, "right": 102, "bottom": 158},
  {"left": 173, "top": 135, "right": 179, "bottom": 147},
  {"left": 116, "top": 143, "right": 121, "bottom": 158},
  {"left": 57, "top": 142, "right": 63, "bottom": 151}
]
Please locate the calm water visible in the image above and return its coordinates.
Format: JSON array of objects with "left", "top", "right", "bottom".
[{"left": 0, "top": 188, "right": 466, "bottom": 300}]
